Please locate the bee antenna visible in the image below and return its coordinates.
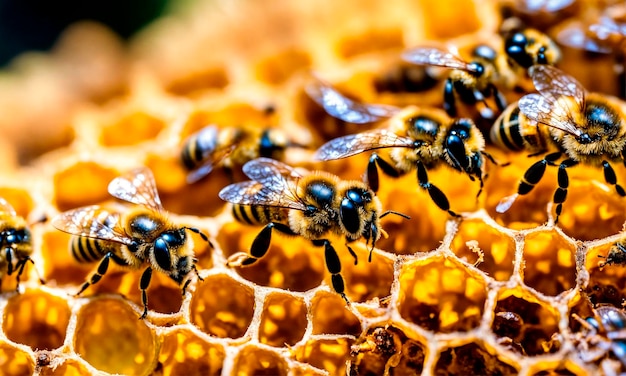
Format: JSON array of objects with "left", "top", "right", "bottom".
[
  {"left": 184, "top": 227, "right": 214, "bottom": 249},
  {"left": 482, "top": 151, "right": 510, "bottom": 167},
  {"left": 380, "top": 210, "right": 411, "bottom": 220}
]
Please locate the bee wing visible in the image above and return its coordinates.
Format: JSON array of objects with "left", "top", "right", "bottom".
[
  {"left": 529, "top": 65, "right": 586, "bottom": 105},
  {"left": 242, "top": 157, "right": 304, "bottom": 183},
  {"left": 314, "top": 129, "right": 415, "bottom": 160},
  {"left": 219, "top": 180, "right": 307, "bottom": 211},
  {"left": 108, "top": 167, "right": 163, "bottom": 211},
  {"left": 52, "top": 206, "right": 133, "bottom": 245},
  {"left": 518, "top": 93, "right": 583, "bottom": 137},
  {"left": 305, "top": 77, "right": 399, "bottom": 124},
  {"left": 402, "top": 47, "right": 476, "bottom": 72},
  {"left": 0, "top": 198, "right": 17, "bottom": 216}
]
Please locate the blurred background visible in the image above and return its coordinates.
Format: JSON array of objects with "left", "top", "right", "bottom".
[{"left": 0, "top": 0, "right": 173, "bottom": 66}]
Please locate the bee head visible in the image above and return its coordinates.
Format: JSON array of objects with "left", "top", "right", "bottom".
[
  {"left": 153, "top": 229, "right": 187, "bottom": 273},
  {"left": 505, "top": 32, "right": 534, "bottom": 68},
  {"left": 445, "top": 119, "right": 483, "bottom": 172},
  {"left": 340, "top": 187, "right": 372, "bottom": 237},
  {"left": 259, "top": 129, "right": 289, "bottom": 158}
]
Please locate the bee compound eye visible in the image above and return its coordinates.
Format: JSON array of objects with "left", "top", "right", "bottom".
[
  {"left": 340, "top": 198, "right": 360, "bottom": 235},
  {"left": 154, "top": 238, "right": 172, "bottom": 271}
]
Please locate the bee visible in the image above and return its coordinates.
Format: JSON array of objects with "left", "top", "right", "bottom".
[
  {"left": 0, "top": 197, "right": 38, "bottom": 289},
  {"left": 52, "top": 167, "right": 210, "bottom": 319},
  {"left": 402, "top": 29, "right": 560, "bottom": 119},
  {"left": 495, "top": 65, "right": 626, "bottom": 224},
  {"left": 373, "top": 60, "right": 440, "bottom": 94},
  {"left": 308, "top": 79, "right": 488, "bottom": 217},
  {"left": 181, "top": 123, "right": 301, "bottom": 183},
  {"left": 218, "top": 158, "right": 407, "bottom": 302},
  {"left": 401, "top": 45, "right": 507, "bottom": 120},
  {"left": 574, "top": 305, "right": 626, "bottom": 368},
  {"left": 599, "top": 239, "right": 626, "bottom": 267}
]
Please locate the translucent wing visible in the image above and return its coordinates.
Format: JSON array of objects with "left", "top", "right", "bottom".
[
  {"left": 108, "top": 167, "right": 163, "bottom": 211},
  {"left": 0, "top": 198, "right": 16, "bottom": 216},
  {"left": 242, "top": 158, "right": 304, "bottom": 184},
  {"left": 402, "top": 47, "right": 476, "bottom": 72},
  {"left": 219, "top": 180, "right": 307, "bottom": 211},
  {"left": 314, "top": 129, "right": 416, "bottom": 160},
  {"left": 529, "top": 65, "right": 585, "bottom": 106},
  {"left": 184, "top": 125, "right": 235, "bottom": 184},
  {"left": 52, "top": 206, "right": 132, "bottom": 245},
  {"left": 305, "top": 77, "right": 399, "bottom": 124},
  {"left": 518, "top": 94, "right": 583, "bottom": 138}
]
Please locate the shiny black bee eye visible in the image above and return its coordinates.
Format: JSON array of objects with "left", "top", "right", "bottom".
[
  {"left": 154, "top": 238, "right": 172, "bottom": 271},
  {"left": 537, "top": 47, "right": 548, "bottom": 64},
  {"left": 347, "top": 189, "right": 364, "bottom": 205},
  {"left": 505, "top": 32, "right": 534, "bottom": 68},
  {"left": 340, "top": 198, "right": 360, "bottom": 234},
  {"left": 467, "top": 62, "right": 485, "bottom": 77}
]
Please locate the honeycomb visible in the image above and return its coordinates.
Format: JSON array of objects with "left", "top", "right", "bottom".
[{"left": 1, "top": 0, "right": 626, "bottom": 375}]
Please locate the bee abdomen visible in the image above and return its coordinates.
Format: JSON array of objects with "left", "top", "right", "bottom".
[
  {"left": 231, "top": 204, "right": 271, "bottom": 226},
  {"left": 181, "top": 136, "right": 204, "bottom": 170},
  {"left": 491, "top": 105, "right": 525, "bottom": 151},
  {"left": 70, "top": 236, "right": 110, "bottom": 263}
]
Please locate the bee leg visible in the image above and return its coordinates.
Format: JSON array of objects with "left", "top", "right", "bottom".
[
  {"left": 14, "top": 256, "right": 39, "bottom": 291},
  {"left": 76, "top": 252, "right": 114, "bottom": 296},
  {"left": 516, "top": 152, "right": 561, "bottom": 197},
  {"left": 602, "top": 160, "right": 626, "bottom": 197},
  {"left": 553, "top": 159, "right": 578, "bottom": 224},
  {"left": 367, "top": 154, "right": 401, "bottom": 192},
  {"left": 4, "top": 247, "right": 13, "bottom": 276},
  {"left": 139, "top": 267, "right": 153, "bottom": 319},
  {"left": 315, "top": 239, "right": 348, "bottom": 304},
  {"left": 345, "top": 244, "right": 358, "bottom": 265},
  {"left": 185, "top": 227, "right": 214, "bottom": 249},
  {"left": 443, "top": 78, "right": 457, "bottom": 117},
  {"left": 416, "top": 161, "right": 458, "bottom": 217},
  {"left": 181, "top": 263, "right": 203, "bottom": 296}
]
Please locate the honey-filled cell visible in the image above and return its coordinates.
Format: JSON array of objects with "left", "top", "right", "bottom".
[
  {"left": 310, "top": 291, "right": 361, "bottom": 336},
  {"left": 100, "top": 111, "right": 165, "bottom": 147},
  {"left": 3, "top": 289, "right": 71, "bottom": 351},
  {"left": 231, "top": 346, "right": 288, "bottom": 376},
  {"left": 294, "top": 337, "right": 353, "bottom": 376},
  {"left": 434, "top": 342, "right": 519, "bottom": 375},
  {"left": 157, "top": 329, "right": 225, "bottom": 376},
  {"left": 259, "top": 292, "right": 308, "bottom": 347},
  {"left": 189, "top": 273, "right": 255, "bottom": 339},
  {"left": 73, "top": 298, "right": 158, "bottom": 375},
  {"left": 0, "top": 341, "right": 34, "bottom": 376}
]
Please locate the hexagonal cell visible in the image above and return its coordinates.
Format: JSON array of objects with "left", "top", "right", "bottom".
[
  {"left": 522, "top": 230, "right": 577, "bottom": 297},
  {"left": 53, "top": 162, "right": 118, "bottom": 211},
  {"left": 374, "top": 172, "right": 456, "bottom": 255},
  {"left": 334, "top": 27, "right": 404, "bottom": 59},
  {"left": 165, "top": 66, "right": 229, "bottom": 96},
  {"left": 37, "top": 358, "right": 93, "bottom": 376},
  {"left": 398, "top": 256, "right": 487, "bottom": 333},
  {"left": 293, "top": 337, "right": 352, "bottom": 376},
  {"left": 74, "top": 298, "right": 158, "bottom": 375},
  {"left": 100, "top": 111, "right": 165, "bottom": 146},
  {"left": 349, "top": 325, "right": 426, "bottom": 375},
  {"left": 190, "top": 273, "right": 255, "bottom": 339},
  {"left": 259, "top": 292, "right": 307, "bottom": 347},
  {"left": 157, "top": 329, "right": 225, "bottom": 376},
  {"left": 217, "top": 222, "right": 324, "bottom": 292},
  {"left": 434, "top": 342, "right": 518, "bottom": 375},
  {"left": 450, "top": 219, "right": 516, "bottom": 281},
  {"left": 492, "top": 288, "right": 561, "bottom": 356},
  {"left": 585, "top": 241, "right": 626, "bottom": 307},
  {"left": 340, "top": 244, "right": 395, "bottom": 302},
  {"left": 310, "top": 291, "right": 360, "bottom": 336},
  {"left": 231, "top": 346, "right": 288, "bottom": 376},
  {"left": 3, "top": 289, "right": 70, "bottom": 350},
  {"left": 254, "top": 48, "right": 311, "bottom": 85},
  {"left": 0, "top": 340, "right": 34, "bottom": 376}
]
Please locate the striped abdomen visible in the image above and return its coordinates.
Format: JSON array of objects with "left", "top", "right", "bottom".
[
  {"left": 181, "top": 126, "right": 219, "bottom": 170},
  {"left": 70, "top": 236, "right": 119, "bottom": 264},
  {"left": 490, "top": 104, "right": 526, "bottom": 151},
  {"left": 231, "top": 204, "right": 286, "bottom": 226}
]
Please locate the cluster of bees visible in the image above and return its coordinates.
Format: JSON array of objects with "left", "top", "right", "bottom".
[{"left": 2, "top": 4, "right": 626, "bottom": 372}]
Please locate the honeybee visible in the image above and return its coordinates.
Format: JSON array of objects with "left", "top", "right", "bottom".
[
  {"left": 402, "top": 29, "right": 559, "bottom": 119},
  {"left": 309, "top": 79, "right": 488, "bottom": 217},
  {"left": 494, "top": 65, "right": 626, "bottom": 224},
  {"left": 599, "top": 239, "right": 626, "bottom": 267},
  {"left": 52, "top": 167, "right": 210, "bottom": 319},
  {"left": 218, "top": 158, "right": 406, "bottom": 302},
  {"left": 0, "top": 198, "right": 38, "bottom": 289},
  {"left": 181, "top": 124, "right": 301, "bottom": 183},
  {"left": 574, "top": 304, "right": 626, "bottom": 369}
]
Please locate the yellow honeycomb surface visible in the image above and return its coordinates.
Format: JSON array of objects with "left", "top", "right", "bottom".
[{"left": 0, "top": 0, "right": 626, "bottom": 375}]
